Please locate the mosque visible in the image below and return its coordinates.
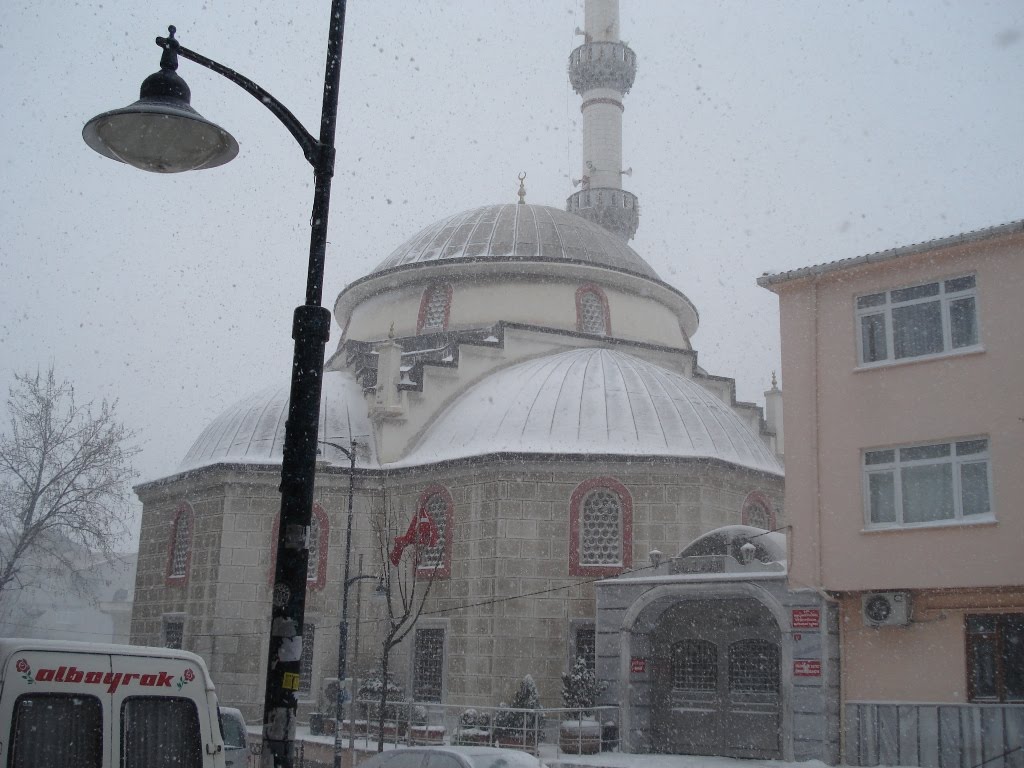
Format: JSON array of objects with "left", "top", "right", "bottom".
[{"left": 130, "top": 1, "right": 836, "bottom": 760}]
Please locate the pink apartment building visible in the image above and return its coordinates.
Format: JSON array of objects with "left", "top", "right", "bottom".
[{"left": 759, "top": 220, "right": 1024, "bottom": 767}]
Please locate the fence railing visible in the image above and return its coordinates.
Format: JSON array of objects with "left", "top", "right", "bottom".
[{"left": 319, "top": 701, "right": 620, "bottom": 757}]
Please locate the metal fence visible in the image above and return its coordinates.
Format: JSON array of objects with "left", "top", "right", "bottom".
[{"left": 320, "top": 701, "right": 620, "bottom": 758}]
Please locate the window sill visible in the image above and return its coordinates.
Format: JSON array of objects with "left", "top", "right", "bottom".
[
  {"left": 854, "top": 345, "right": 985, "bottom": 372},
  {"left": 862, "top": 515, "right": 997, "bottom": 534}
]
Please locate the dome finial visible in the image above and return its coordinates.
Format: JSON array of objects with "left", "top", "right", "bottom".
[
  {"left": 517, "top": 172, "right": 527, "bottom": 205},
  {"left": 388, "top": 322, "right": 395, "bottom": 339},
  {"left": 771, "top": 370, "right": 778, "bottom": 389}
]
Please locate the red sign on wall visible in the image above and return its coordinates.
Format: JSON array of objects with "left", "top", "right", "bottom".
[
  {"left": 793, "top": 659, "right": 822, "bottom": 677},
  {"left": 792, "top": 609, "right": 820, "bottom": 629},
  {"left": 630, "top": 657, "right": 646, "bottom": 674}
]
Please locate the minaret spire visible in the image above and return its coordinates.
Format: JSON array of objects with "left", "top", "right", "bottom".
[{"left": 566, "top": 0, "right": 639, "bottom": 241}]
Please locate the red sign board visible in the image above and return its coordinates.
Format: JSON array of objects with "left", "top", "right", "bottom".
[
  {"left": 792, "top": 609, "right": 820, "bottom": 629},
  {"left": 630, "top": 658, "right": 646, "bottom": 674},
  {"left": 793, "top": 659, "right": 822, "bottom": 677}
]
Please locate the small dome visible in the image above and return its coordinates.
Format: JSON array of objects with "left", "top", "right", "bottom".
[
  {"left": 679, "top": 525, "right": 787, "bottom": 564},
  {"left": 397, "top": 348, "right": 782, "bottom": 474},
  {"left": 371, "top": 203, "right": 660, "bottom": 280},
  {"left": 178, "top": 371, "right": 375, "bottom": 472}
]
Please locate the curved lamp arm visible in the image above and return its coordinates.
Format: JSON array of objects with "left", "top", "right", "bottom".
[{"left": 156, "top": 28, "right": 322, "bottom": 168}]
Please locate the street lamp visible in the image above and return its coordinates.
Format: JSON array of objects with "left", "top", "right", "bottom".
[
  {"left": 83, "top": 4, "right": 349, "bottom": 767},
  {"left": 318, "top": 438, "right": 364, "bottom": 768}
]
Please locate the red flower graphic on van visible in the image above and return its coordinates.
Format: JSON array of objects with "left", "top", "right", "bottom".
[
  {"left": 16, "top": 658, "right": 32, "bottom": 685},
  {"left": 176, "top": 667, "right": 195, "bottom": 689}
]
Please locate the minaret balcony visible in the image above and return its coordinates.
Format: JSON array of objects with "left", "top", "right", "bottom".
[
  {"left": 567, "top": 188, "right": 640, "bottom": 242},
  {"left": 568, "top": 41, "right": 637, "bottom": 95}
]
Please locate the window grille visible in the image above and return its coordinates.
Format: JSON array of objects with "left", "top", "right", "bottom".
[
  {"left": 299, "top": 624, "right": 315, "bottom": 696},
  {"left": 743, "top": 501, "right": 772, "bottom": 530},
  {"left": 10, "top": 693, "right": 104, "bottom": 768},
  {"left": 575, "top": 626, "right": 596, "bottom": 671},
  {"left": 169, "top": 512, "right": 190, "bottom": 578},
  {"left": 728, "top": 639, "right": 779, "bottom": 693},
  {"left": 122, "top": 697, "right": 202, "bottom": 768},
  {"left": 306, "top": 516, "right": 320, "bottom": 581},
  {"left": 580, "top": 489, "right": 622, "bottom": 565},
  {"left": 421, "top": 493, "right": 448, "bottom": 569},
  {"left": 163, "top": 617, "right": 184, "bottom": 650},
  {"left": 420, "top": 285, "right": 450, "bottom": 333},
  {"left": 413, "top": 628, "right": 445, "bottom": 702},
  {"left": 578, "top": 290, "right": 607, "bottom": 335},
  {"left": 672, "top": 639, "right": 717, "bottom": 692}
]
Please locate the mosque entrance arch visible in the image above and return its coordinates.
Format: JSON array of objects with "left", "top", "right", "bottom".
[{"left": 650, "top": 597, "right": 782, "bottom": 759}]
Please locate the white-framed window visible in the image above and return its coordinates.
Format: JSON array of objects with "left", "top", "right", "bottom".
[
  {"left": 863, "top": 438, "right": 992, "bottom": 529},
  {"left": 856, "top": 275, "right": 979, "bottom": 366}
]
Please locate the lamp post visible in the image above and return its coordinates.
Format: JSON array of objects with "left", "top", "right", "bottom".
[
  {"left": 318, "top": 438, "right": 364, "bottom": 768},
  {"left": 83, "top": 4, "right": 349, "bottom": 767}
]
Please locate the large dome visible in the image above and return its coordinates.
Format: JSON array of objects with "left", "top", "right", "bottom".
[
  {"left": 178, "top": 371, "right": 375, "bottom": 472},
  {"left": 371, "top": 203, "right": 660, "bottom": 280},
  {"left": 397, "top": 347, "right": 783, "bottom": 474}
]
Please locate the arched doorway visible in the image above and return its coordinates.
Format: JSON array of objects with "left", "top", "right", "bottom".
[{"left": 650, "top": 598, "right": 782, "bottom": 759}]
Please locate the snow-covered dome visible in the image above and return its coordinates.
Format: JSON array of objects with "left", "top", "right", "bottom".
[
  {"left": 178, "top": 371, "right": 375, "bottom": 472},
  {"left": 370, "top": 203, "right": 661, "bottom": 280},
  {"left": 679, "top": 525, "right": 787, "bottom": 564},
  {"left": 397, "top": 347, "right": 783, "bottom": 474}
]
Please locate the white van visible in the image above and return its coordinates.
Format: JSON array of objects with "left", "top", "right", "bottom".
[{"left": 0, "top": 638, "right": 227, "bottom": 768}]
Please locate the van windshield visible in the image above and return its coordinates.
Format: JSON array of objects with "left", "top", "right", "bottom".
[
  {"left": 122, "top": 696, "right": 202, "bottom": 768},
  {"left": 220, "top": 711, "right": 247, "bottom": 748},
  {"left": 10, "top": 693, "right": 103, "bottom": 768}
]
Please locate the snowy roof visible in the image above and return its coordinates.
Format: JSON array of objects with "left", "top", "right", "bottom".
[
  {"left": 678, "top": 524, "right": 787, "bottom": 563},
  {"left": 370, "top": 203, "right": 661, "bottom": 280},
  {"left": 396, "top": 348, "right": 783, "bottom": 474},
  {"left": 757, "top": 218, "right": 1024, "bottom": 288},
  {"left": 178, "top": 370, "right": 375, "bottom": 472}
]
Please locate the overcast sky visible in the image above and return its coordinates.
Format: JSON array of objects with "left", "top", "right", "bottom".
[{"left": 2, "top": 1, "right": 1022, "bottom": 538}]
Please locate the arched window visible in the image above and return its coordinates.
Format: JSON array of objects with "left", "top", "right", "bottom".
[
  {"left": 417, "top": 283, "right": 453, "bottom": 334},
  {"left": 576, "top": 284, "right": 611, "bottom": 336},
  {"left": 569, "top": 478, "right": 632, "bottom": 576},
  {"left": 416, "top": 485, "right": 453, "bottom": 580},
  {"left": 165, "top": 503, "right": 194, "bottom": 586},
  {"left": 268, "top": 503, "right": 330, "bottom": 591},
  {"left": 741, "top": 491, "right": 776, "bottom": 530}
]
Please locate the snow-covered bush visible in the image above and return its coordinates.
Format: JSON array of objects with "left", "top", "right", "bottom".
[
  {"left": 561, "top": 656, "right": 605, "bottom": 716},
  {"left": 494, "top": 674, "right": 541, "bottom": 741}
]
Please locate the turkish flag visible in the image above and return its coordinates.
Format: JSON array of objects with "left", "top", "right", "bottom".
[{"left": 389, "top": 507, "right": 439, "bottom": 565}]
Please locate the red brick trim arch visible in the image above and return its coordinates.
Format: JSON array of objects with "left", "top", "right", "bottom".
[
  {"left": 416, "top": 283, "right": 454, "bottom": 334},
  {"left": 741, "top": 490, "right": 776, "bottom": 530},
  {"left": 569, "top": 477, "right": 632, "bottom": 576},
  {"left": 415, "top": 484, "right": 454, "bottom": 580}
]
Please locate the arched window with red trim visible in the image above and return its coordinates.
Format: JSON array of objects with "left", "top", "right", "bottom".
[
  {"left": 417, "top": 284, "right": 453, "bottom": 334},
  {"left": 569, "top": 478, "right": 632, "bottom": 576},
  {"left": 576, "top": 284, "right": 611, "bottom": 336},
  {"left": 166, "top": 502, "right": 194, "bottom": 586},
  {"left": 416, "top": 485, "right": 453, "bottom": 580},
  {"left": 741, "top": 491, "right": 776, "bottom": 530},
  {"left": 268, "top": 503, "right": 330, "bottom": 591}
]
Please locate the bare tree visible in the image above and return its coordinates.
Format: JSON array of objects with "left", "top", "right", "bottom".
[
  {"left": 368, "top": 483, "right": 442, "bottom": 752},
  {"left": 0, "top": 367, "right": 136, "bottom": 597}
]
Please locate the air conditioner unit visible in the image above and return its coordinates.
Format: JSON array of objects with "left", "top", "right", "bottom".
[{"left": 862, "top": 591, "right": 911, "bottom": 627}]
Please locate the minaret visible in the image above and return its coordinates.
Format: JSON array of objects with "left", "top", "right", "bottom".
[{"left": 566, "top": 0, "right": 639, "bottom": 241}]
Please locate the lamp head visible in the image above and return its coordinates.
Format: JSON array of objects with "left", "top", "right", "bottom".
[{"left": 82, "top": 26, "right": 238, "bottom": 173}]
